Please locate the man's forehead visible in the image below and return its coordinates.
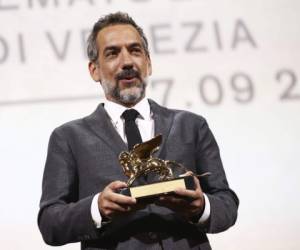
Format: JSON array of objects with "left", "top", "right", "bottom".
[{"left": 97, "top": 24, "right": 143, "bottom": 49}]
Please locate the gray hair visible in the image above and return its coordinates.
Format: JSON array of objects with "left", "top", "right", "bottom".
[{"left": 87, "top": 12, "right": 150, "bottom": 63}]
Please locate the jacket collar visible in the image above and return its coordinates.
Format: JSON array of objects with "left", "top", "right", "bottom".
[
  {"left": 84, "top": 99, "right": 175, "bottom": 158},
  {"left": 148, "top": 99, "right": 174, "bottom": 158}
]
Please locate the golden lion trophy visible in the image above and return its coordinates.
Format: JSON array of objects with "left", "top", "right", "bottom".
[{"left": 118, "top": 135, "right": 210, "bottom": 200}]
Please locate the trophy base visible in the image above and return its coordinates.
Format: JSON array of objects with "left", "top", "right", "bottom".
[{"left": 119, "top": 175, "right": 195, "bottom": 200}]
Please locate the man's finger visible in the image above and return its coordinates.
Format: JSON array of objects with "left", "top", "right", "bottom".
[
  {"left": 108, "top": 191, "right": 137, "bottom": 205},
  {"left": 193, "top": 176, "right": 202, "bottom": 191},
  {"left": 107, "top": 180, "right": 128, "bottom": 191},
  {"left": 179, "top": 171, "right": 194, "bottom": 177},
  {"left": 156, "top": 195, "right": 188, "bottom": 207},
  {"left": 105, "top": 202, "right": 131, "bottom": 212},
  {"left": 173, "top": 188, "right": 201, "bottom": 200}
]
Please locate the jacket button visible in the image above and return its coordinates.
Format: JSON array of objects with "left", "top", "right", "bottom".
[
  {"left": 83, "top": 235, "right": 90, "bottom": 240},
  {"left": 148, "top": 232, "right": 157, "bottom": 240}
]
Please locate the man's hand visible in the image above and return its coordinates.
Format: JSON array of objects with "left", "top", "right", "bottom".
[
  {"left": 155, "top": 174, "right": 205, "bottom": 221},
  {"left": 98, "top": 181, "right": 140, "bottom": 220}
]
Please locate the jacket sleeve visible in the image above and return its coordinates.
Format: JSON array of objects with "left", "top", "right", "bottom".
[
  {"left": 195, "top": 119, "right": 239, "bottom": 233},
  {"left": 37, "top": 128, "right": 101, "bottom": 246}
]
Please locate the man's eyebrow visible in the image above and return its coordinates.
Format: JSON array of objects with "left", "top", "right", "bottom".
[
  {"left": 128, "top": 42, "right": 143, "bottom": 48},
  {"left": 102, "top": 43, "right": 143, "bottom": 54}
]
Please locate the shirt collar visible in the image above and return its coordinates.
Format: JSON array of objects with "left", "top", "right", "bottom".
[{"left": 104, "top": 98, "right": 151, "bottom": 123}]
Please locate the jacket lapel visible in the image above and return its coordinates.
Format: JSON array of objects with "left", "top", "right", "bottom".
[
  {"left": 83, "top": 100, "right": 175, "bottom": 159},
  {"left": 84, "top": 104, "right": 127, "bottom": 156},
  {"left": 148, "top": 99, "right": 175, "bottom": 159}
]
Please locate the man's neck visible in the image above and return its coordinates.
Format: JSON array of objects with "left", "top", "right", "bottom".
[{"left": 105, "top": 96, "right": 145, "bottom": 108}]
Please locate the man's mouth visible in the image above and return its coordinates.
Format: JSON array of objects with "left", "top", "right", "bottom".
[{"left": 118, "top": 76, "right": 138, "bottom": 85}]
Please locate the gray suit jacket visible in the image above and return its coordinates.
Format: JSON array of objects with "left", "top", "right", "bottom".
[{"left": 38, "top": 99, "right": 239, "bottom": 250}]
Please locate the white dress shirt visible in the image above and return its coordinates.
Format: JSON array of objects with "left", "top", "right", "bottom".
[{"left": 91, "top": 98, "right": 210, "bottom": 228}]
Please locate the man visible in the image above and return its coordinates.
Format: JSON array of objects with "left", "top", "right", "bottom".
[{"left": 38, "top": 12, "right": 239, "bottom": 250}]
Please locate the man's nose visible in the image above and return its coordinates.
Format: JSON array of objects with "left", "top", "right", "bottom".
[{"left": 120, "top": 50, "right": 134, "bottom": 70}]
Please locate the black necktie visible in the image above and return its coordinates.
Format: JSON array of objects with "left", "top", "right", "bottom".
[{"left": 122, "top": 109, "right": 142, "bottom": 150}]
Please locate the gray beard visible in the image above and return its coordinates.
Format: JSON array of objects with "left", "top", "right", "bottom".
[{"left": 101, "top": 78, "right": 148, "bottom": 105}]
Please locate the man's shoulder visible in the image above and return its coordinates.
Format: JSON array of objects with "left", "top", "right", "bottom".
[
  {"left": 54, "top": 117, "right": 86, "bottom": 132},
  {"left": 171, "top": 107, "right": 206, "bottom": 122},
  {"left": 149, "top": 99, "right": 207, "bottom": 124},
  {"left": 51, "top": 104, "right": 102, "bottom": 135}
]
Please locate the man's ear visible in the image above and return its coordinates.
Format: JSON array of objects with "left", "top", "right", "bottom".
[
  {"left": 147, "top": 57, "right": 152, "bottom": 76},
  {"left": 88, "top": 61, "right": 101, "bottom": 82}
]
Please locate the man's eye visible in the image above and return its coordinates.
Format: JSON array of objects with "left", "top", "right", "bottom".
[
  {"left": 106, "top": 51, "right": 117, "bottom": 58},
  {"left": 131, "top": 47, "right": 142, "bottom": 54}
]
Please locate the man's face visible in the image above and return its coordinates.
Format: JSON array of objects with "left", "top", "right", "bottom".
[{"left": 89, "top": 24, "right": 152, "bottom": 107}]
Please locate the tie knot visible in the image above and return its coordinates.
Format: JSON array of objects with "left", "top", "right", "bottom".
[{"left": 122, "top": 109, "right": 140, "bottom": 122}]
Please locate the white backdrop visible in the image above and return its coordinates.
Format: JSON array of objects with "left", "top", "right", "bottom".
[{"left": 0, "top": 0, "right": 300, "bottom": 249}]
